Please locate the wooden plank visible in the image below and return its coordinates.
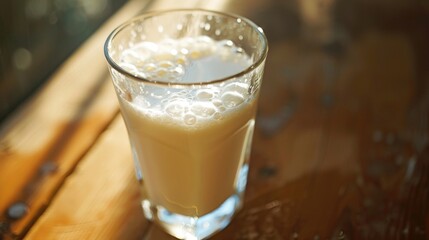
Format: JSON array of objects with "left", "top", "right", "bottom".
[
  {"left": 0, "top": 0, "right": 151, "bottom": 238},
  {"left": 24, "top": 116, "right": 147, "bottom": 240}
]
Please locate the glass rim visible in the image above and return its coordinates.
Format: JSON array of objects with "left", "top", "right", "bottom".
[{"left": 104, "top": 8, "right": 268, "bottom": 87}]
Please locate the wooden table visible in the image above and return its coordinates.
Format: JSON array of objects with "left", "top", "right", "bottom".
[{"left": 1, "top": 0, "right": 429, "bottom": 239}]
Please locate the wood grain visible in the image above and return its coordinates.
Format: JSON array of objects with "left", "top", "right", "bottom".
[{"left": 24, "top": 116, "right": 147, "bottom": 240}]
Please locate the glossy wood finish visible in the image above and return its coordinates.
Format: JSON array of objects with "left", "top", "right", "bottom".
[{"left": 1, "top": 0, "right": 428, "bottom": 239}]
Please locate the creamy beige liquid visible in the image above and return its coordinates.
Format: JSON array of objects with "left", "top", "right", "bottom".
[{"left": 116, "top": 37, "right": 259, "bottom": 216}]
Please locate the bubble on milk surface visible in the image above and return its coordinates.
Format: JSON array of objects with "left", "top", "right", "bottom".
[
  {"left": 196, "top": 89, "right": 218, "bottom": 101},
  {"left": 221, "top": 91, "right": 245, "bottom": 108},
  {"left": 184, "top": 113, "right": 197, "bottom": 125},
  {"left": 219, "top": 82, "right": 249, "bottom": 109},
  {"left": 190, "top": 102, "right": 217, "bottom": 118},
  {"left": 165, "top": 100, "right": 188, "bottom": 119},
  {"left": 222, "top": 82, "right": 249, "bottom": 96}
]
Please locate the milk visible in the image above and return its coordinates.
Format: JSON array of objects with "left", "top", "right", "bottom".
[{"left": 115, "top": 36, "right": 259, "bottom": 216}]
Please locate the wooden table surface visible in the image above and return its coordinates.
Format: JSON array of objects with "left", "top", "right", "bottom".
[{"left": 1, "top": 0, "right": 429, "bottom": 239}]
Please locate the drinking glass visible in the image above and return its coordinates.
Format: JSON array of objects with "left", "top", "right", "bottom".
[{"left": 104, "top": 9, "right": 268, "bottom": 239}]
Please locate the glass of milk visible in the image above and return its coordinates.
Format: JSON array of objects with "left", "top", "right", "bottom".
[{"left": 104, "top": 9, "right": 268, "bottom": 240}]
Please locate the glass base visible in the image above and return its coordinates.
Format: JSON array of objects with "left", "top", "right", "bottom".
[{"left": 141, "top": 164, "right": 249, "bottom": 240}]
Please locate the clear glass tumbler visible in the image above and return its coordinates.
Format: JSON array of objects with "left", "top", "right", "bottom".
[{"left": 104, "top": 9, "right": 268, "bottom": 240}]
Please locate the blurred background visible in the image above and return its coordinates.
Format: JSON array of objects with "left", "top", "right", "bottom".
[{"left": 0, "top": 0, "right": 128, "bottom": 122}]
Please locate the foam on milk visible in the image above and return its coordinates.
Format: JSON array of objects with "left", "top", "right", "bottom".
[
  {"left": 118, "top": 37, "right": 254, "bottom": 127},
  {"left": 120, "top": 36, "right": 251, "bottom": 83}
]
